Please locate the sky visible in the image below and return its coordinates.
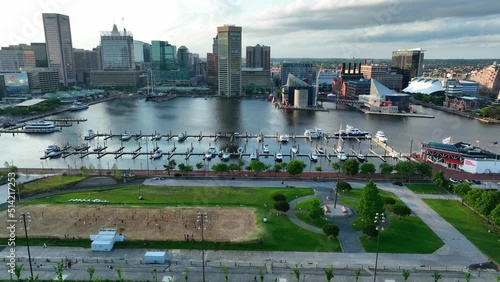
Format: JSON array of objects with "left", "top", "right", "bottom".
[{"left": 2, "top": 0, "right": 500, "bottom": 59}]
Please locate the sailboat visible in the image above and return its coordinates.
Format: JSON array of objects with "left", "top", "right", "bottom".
[{"left": 336, "top": 124, "right": 348, "bottom": 161}]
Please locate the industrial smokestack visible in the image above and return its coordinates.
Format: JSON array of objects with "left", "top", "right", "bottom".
[
  {"left": 348, "top": 63, "right": 352, "bottom": 74},
  {"left": 364, "top": 59, "right": 367, "bottom": 65},
  {"left": 358, "top": 63, "right": 361, "bottom": 74}
]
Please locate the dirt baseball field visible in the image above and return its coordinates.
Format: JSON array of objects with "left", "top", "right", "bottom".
[{"left": 5, "top": 205, "right": 259, "bottom": 242}]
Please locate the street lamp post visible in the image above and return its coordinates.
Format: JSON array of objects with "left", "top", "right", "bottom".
[
  {"left": 20, "top": 213, "right": 34, "bottom": 280},
  {"left": 197, "top": 211, "right": 209, "bottom": 282},
  {"left": 263, "top": 203, "right": 268, "bottom": 223},
  {"left": 373, "top": 212, "right": 385, "bottom": 282}
]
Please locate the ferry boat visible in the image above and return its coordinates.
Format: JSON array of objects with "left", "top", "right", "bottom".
[
  {"left": 83, "top": 130, "right": 97, "bottom": 140},
  {"left": 70, "top": 101, "right": 89, "bottom": 111},
  {"left": 263, "top": 144, "right": 270, "bottom": 154},
  {"left": 375, "top": 131, "right": 388, "bottom": 143},
  {"left": 333, "top": 125, "right": 370, "bottom": 139},
  {"left": 275, "top": 153, "right": 283, "bottom": 162},
  {"left": 151, "top": 149, "right": 163, "bottom": 160},
  {"left": 25, "top": 121, "right": 59, "bottom": 133},
  {"left": 304, "top": 128, "right": 328, "bottom": 138},
  {"left": 278, "top": 134, "right": 290, "bottom": 143},
  {"left": 121, "top": 132, "right": 133, "bottom": 141},
  {"left": 45, "top": 145, "right": 61, "bottom": 154}
]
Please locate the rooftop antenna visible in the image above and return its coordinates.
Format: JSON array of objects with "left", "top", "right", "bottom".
[{"left": 122, "top": 17, "right": 126, "bottom": 33}]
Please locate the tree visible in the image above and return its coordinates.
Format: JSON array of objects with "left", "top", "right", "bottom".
[
  {"left": 222, "top": 266, "right": 229, "bottom": 282},
  {"left": 178, "top": 163, "right": 193, "bottom": 177},
  {"left": 286, "top": 159, "right": 307, "bottom": 176},
  {"left": 14, "top": 263, "right": 23, "bottom": 281},
  {"left": 384, "top": 197, "right": 396, "bottom": 206},
  {"left": 354, "top": 269, "right": 361, "bottom": 282},
  {"left": 259, "top": 267, "right": 265, "bottom": 282},
  {"left": 293, "top": 265, "right": 301, "bottom": 282},
  {"left": 228, "top": 163, "right": 240, "bottom": 176},
  {"left": 80, "top": 165, "right": 89, "bottom": 176},
  {"left": 454, "top": 182, "right": 471, "bottom": 203},
  {"left": 331, "top": 162, "right": 341, "bottom": 172},
  {"left": 87, "top": 266, "right": 96, "bottom": 281},
  {"left": 324, "top": 266, "right": 334, "bottom": 282},
  {"left": 163, "top": 160, "right": 177, "bottom": 176},
  {"left": 280, "top": 162, "right": 288, "bottom": 172},
  {"left": 432, "top": 170, "right": 447, "bottom": 188},
  {"left": 274, "top": 201, "right": 290, "bottom": 212},
  {"left": 402, "top": 269, "right": 410, "bottom": 281},
  {"left": 379, "top": 163, "right": 393, "bottom": 178},
  {"left": 341, "top": 159, "right": 359, "bottom": 176},
  {"left": 490, "top": 204, "right": 500, "bottom": 226},
  {"left": 464, "top": 188, "right": 484, "bottom": 210},
  {"left": 237, "top": 159, "right": 245, "bottom": 173},
  {"left": 272, "top": 193, "right": 286, "bottom": 202},
  {"left": 212, "top": 163, "right": 229, "bottom": 175},
  {"left": 184, "top": 267, "right": 189, "bottom": 282},
  {"left": 195, "top": 162, "right": 203, "bottom": 171},
  {"left": 114, "top": 168, "right": 122, "bottom": 181},
  {"left": 432, "top": 271, "right": 442, "bottom": 282},
  {"left": 249, "top": 160, "right": 267, "bottom": 174},
  {"left": 393, "top": 205, "right": 412, "bottom": 218},
  {"left": 465, "top": 271, "right": 471, "bottom": 282},
  {"left": 357, "top": 180, "right": 384, "bottom": 222},
  {"left": 414, "top": 162, "right": 433, "bottom": 178},
  {"left": 272, "top": 164, "right": 282, "bottom": 178},
  {"left": 360, "top": 162, "right": 376, "bottom": 174},
  {"left": 8, "top": 165, "right": 18, "bottom": 173},
  {"left": 323, "top": 223, "right": 340, "bottom": 237},
  {"left": 54, "top": 262, "right": 65, "bottom": 282},
  {"left": 309, "top": 199, "right": 324, "bottom": 223},
  {"left": 116, "top": 267, "right": 124, "bottom": 282},
  {"left": 315, "top": 166, "right": 322, "bottom": 176},
  {"left": 477, "top": 191, "right": 500, "bottom": 216},
  {"left": 394, "top": 161, "right": 416, "bottom": 182},
  {"left": 337, "top": 181, "right": 352, "bottom": 192},
  {"left": 362, "top": 222, "right": 378, "bottom": 238}
]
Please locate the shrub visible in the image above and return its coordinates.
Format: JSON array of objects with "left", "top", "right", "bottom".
[
  {"left": 272, "top": 193, "right": 286, "bottom": 202},
  {"left": 337, "top": 181, "right": 352, "bottom": 192},
  {"left": 393, "top": 205, "right": 412, "bottom": 218},
  {"left": 384, "top": 197, "right": 396, "bottom": 205},
  {"left": 174, "top": 173, "right": 182, "bottom": 177},
  {"left": 274, "top": 201, "right": 290, "bottom": 212},
  {"left": 323, "top": 223, "right": 340, "bottom": 237},
  {"left": 362, "top": 222, "right": 378, "bottom": 238}
]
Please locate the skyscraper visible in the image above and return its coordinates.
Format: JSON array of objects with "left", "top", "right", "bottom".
[
  {"left": 42, "top": 13, "right": 75, "bottom": 86},
  {"left": 151, "top": 41, "right": 177, "bottom": 71},
  {"left": 246, "top": 44, "right": 270, "bottom": 70},
  {"left": 30, "top": 43, "right": 48, "bottom": 67},
  {"left": 217, "top": 25, "right": 242, "bottom": 97},
  {"left": 177, "top": 46, "right": 190, "bottom": 69},
  {"left": 391, "top": 48, "right": 424, "bottom": 88},
  {"left": 100, "top": 24, "right": 134, "bottom": 71}
]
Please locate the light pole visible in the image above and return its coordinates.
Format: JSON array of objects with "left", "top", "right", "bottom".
[
  {"left": 263, "top": 203, "right": 268, "bottom": 223},
  {"left": 197, "top": 211, "right": 209, "bottom": 282},
  {"left": 20, "top": 213, "right": 34, "bottom": 281},
  {"left": 373, "top": 212, "right": 385, "bottom": 282}
]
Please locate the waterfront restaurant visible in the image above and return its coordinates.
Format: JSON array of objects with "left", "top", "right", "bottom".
[{"left": 421, "top": 141, "right": 500, "bottom": 173}]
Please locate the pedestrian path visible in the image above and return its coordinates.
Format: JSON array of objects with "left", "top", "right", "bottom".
[{"left": 286, "top": 195, "right": 323, "bottom": 234}]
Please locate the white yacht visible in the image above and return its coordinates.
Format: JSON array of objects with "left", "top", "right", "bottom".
[
  {"left": 208, "top": 146, "right": 218, "bottom": 157},
  {"left": 334, "top": 124, "right": 370, "bottom": 139},
  {"left": 121, "top": 131, "right": 132, "bottom": 141},
  {"left": 152, "top": 133, "right": 162, "bottom": 141},
  {"left": 45, "top": 145, "right": 61, "bottom": 154},
  {"left": 47, "top": 150, "right": 62, "bottom": 158},
  {"left": 375, "top": 131, "right": 388, "bottom": 143},
  {"left": 25, "top": 121, "right": 59, "bottom": 133},
  {"left": 263, "top": 144, "right": 270, "bottom": 154},
  {"left": 204, "top": 152, "right": 212, "bottom": 160},
  {"left": 178, "top": 133, "right": 186, "bottom": 141},
  {"left": 84, "top": 129, "right": 97, "bottom": 140},
  {"left": 304, "top": 128, "right": 328, "bottom": 138},
  {"left": 310, "top": 153, "right": 318, "bottom": 162},
  {"left": 275, "top": 153, "right": 283, "bottom": 162},
  {"left": 357, "top": 151, "right": 366, "bottom": 162},
  {"left": 278, "top": 134, "right": 290, "bottom": 143},
  {"left": 317, "top": 146, "right": 325, "bottom": 154},
  {"left": 222, "top": 152, "right": 231, "bottom": 161},
  {"left": 250, "top": 152, "right": 257, "bottom": 160},
  {"left": 291, "top": 145, "right": 298, "bottom": 154},
  {"left": 256, "top": 135, "right": 263, "bottom": 143},
  {"left": 337, "top": 149, "right": 348, "bottom": 161},
  {"left": 151, "top": 149, "right": 163, "bottom": 160},
  {"left": 70, "top": 101, "right": 89, "bottom": 111}
]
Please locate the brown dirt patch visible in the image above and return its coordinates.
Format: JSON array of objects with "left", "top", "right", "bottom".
[{"left": 5, "top": 205, "right": 259, "bottom": 242}]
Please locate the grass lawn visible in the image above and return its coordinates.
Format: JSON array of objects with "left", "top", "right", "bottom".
[
  {"left": 9, "top": 186, "right": 342, "bottom": 252},
  {"left": 293, "top": 197, "right": 331, "bottom": 229},
  {"left": 293, "top": 197, "right": 319, "bottom": 210},
  {"left": 424, "top": 199, "right": 500, "bottom": 264},
  {"left": 359, "top": 215, "right": 443, "bottom": 253},
  {"left": 342, "top": 189, "right": 406, "bottom": 208},
  {"left": 19, "top": 175, "right": 87, "bottom": 196},
  {"left": 406, "top": 183, "right": 448, "bottom": 194}
]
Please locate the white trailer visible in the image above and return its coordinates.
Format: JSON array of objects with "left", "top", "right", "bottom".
[{"left": 144, "top": 251, "right": 167, "bottom": 264}]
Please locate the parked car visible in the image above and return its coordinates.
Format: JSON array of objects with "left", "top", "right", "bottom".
[
  {"left": 472, "top": 180, "right": 481, "bottom": 185},
  {"left": 392, "top": 180, "right": 403, "bottom": 186},
  {"left": 449, "top": 178, "right": 459, "bottom": 184}
]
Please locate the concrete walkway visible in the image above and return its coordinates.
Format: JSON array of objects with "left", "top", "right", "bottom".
[{"left": 286, "top": 194, "right": 324, "bottom": 234}]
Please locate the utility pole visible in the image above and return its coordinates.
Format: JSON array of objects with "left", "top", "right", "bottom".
[
  {"left": 20, "top": 213, "right": 34, "bottom": 280},
  {"left": 373, "top": 212, "right": 385, "bottom": 282}
]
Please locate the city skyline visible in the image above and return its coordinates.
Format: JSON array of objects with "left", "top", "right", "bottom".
[{"left": 2, "top": 0, "right": 500, "bottom": 59}]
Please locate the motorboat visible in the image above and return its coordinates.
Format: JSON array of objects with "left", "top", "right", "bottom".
[
  {"left": 84, "top": 129, "right": 97, "bottom": 140},
  {"left": 25, "top": 121, "right": 60, "bottom": 133},
  {"left": 375, "top": 131, "right": 388, "bottom": 143},
  {"left": 208, "top": 146, "right": 218, "bottom": 157},
  {"left": 263, "top": 144, "right": 270, "bottom": 154},
  {"left": 256, "top": 135, "right": 263, "bottom": 143},
  {"left": 279, "top": 134, "right": 290, "bottom": 143},
  {"left": 204, "top": 152, "right": 212, "bottom": 160},
  {"left": 275, "top": 153, "right": 283, "bottom": 162},
  {"left": 152, "top": 133, "right": 162, "bottom": 141},
  {"left": 121, "top": 131, "right": 132, "bottom": 141},
  {"left": 93, "top": 144, "right": 103, "bottom": 152},
  {"left": 74, "top": 144, "right": 89, "bottom": 151},
  {"left": 45, "top": 145, "right": 61, "bottom": 154},
  {"left": 70, "top": 101, "right": 89, "bottom": 111},
  {"left": 222, "top": 152, "right": 231, "bottom": 161},
  {"left": 337, "top": 149, "right": 348, "bottom": 161},
  {"left": 151, "top": 149, "right": 163, "bottom": 160},
  {"left": 310, "top": 153, "right": 318, "bottom": 162},
  {"left": 178, "top": 133, "right": 186, "bottom": 141},
  {"left": 317, "top": 146, "right": 325, "bottom": 155},
  {"left": 304, "top": 128, "right": 328, "bottom": 138},
  {"left": 334, "top": 124, "right": 370, "bottom": 139},
  {"left": 357, "top": 151, "right": 366, "bottom": 162},
  {"left": 218, "top": 150, "right": 224, "bottom": 158},
  {"left": 250, "top": 152, "right": 257, "bottom": 160},
  {"left": 291, "top": 145, "right": 298, "bottom": 154},
  {"left": 47, "top": 150, "right": 62, "bottom": 158}
]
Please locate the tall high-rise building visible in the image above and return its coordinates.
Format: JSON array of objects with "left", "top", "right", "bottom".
[
  {"left": 177, "top": 46, "right": 190, "bottom": 68},
  {"left": 217, "top": 25, "right": 242, "bottom": 97},
  {"left": 42, "top": 13, "right": 76, "bottom": 86},
  {"left": 212, "top": 35, "right": 218, "bottom": 54},
  {"left": 0, "top": 46, "right": 35, "bottom": 71},
  {"left": 246, "top": 44, "right": 270, "bottom": 70},
  {"left": 206, "top": 53, "right": 218, "bottom": 85},
  {"left": 151, "top": 41, "right": 177, "bottom": 70},
  {"left": 30, "top": 43, "right": 48, "bottom": 67},
  {"left": 73, "top": 49, "right": 100, "bottom": 84},
  {"left": 391, "top": 48, "right": 424, "bottom": 88},
  {"left": 280, "top": 62, "right": 314, "bottom": 87},
  {"left": 361, "top": 64, "right": 403, "bottom": 92},
  {"left": 100, "top": 24, "right": 134, "bottom": 71}
]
